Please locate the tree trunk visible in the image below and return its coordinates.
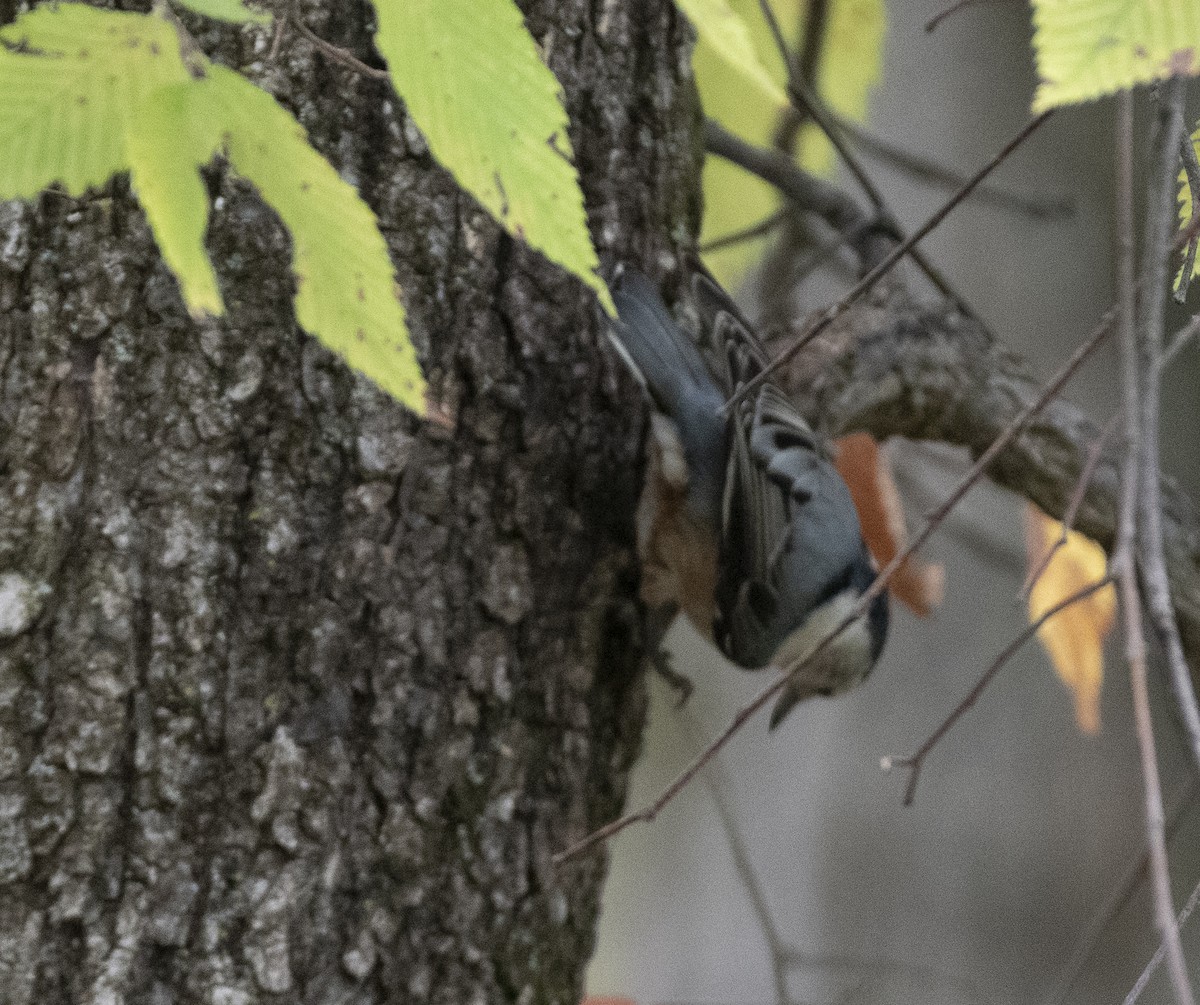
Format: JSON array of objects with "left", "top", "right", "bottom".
[{"left": 0, "top": 2, "right": 699, "bottom": 1001}]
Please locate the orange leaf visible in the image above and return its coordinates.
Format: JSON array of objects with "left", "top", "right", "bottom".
[
  {"left": 834, "top": 433, "right": 944, "bottom": 617},
  {"left": 1025, "top": 506, "right": 1116, "bottom": 734}
]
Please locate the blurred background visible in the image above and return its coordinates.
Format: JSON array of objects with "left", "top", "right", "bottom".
[{"left": 586, "top": 0, "right": 1200, "bottom": 1002}]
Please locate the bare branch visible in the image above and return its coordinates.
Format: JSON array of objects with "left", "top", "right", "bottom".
[
  {"left": 703, "top": 119, "right": 891, "bottom": 269},
  {"left": 1116, "top": 84, "right": 1195, "bottom": 1005},
  {"left": 769, "top": 293, "right": 1200, "bottom": 683},
  {"left": 752, "top": 0, "right": 981, "bottom": 315},
  {"left": 830, "top": 114, "right": 1074, "bottom": 220},
  {"left": 1127, "top": 871, "right": 1200, "bottom": 1005},
  {"left": 700, "top": 208, "right": 790, "bottom": 254},
  {"left": 1137, "top": 85, "right": 1200, "bottom": 772},
  {"left": 1162, "top": 313, "right": 1200, "bottom": 367},
  {"left": 756, "top": 0, "right": 889, "bottom": 213},
  {"left": 883, "top": 576, "right": 1113, "bottom": 806},
  {"left": 1041, "top": 777, "right": 1199, "bottom": 1005},
  {"left": 288, "top": 12, "right": 391, "bottom": 80},
  {"left": 726, "top": 111, "right": 1054, "bottom": 412}
]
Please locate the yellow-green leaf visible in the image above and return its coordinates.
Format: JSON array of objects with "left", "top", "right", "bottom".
[
  {"left": 371, "top": 0, "right": 612, "bottom": 313},
  {"left": 126, "top": 83, "right": 225, "bottom": 318},
  {"left": 676, "top": 0, "right": 788, "bottom": 110},
  {"left": 0, "top": 4, "right": 191, "bottom": 197},
  {"left": 170, "top": 0, "right": 272, "bottom": 26},
  {"left": 1175, "top": 125, "right": 1199, "bottom": 296},
  {"left": 1031, "top": 0, "right": 1200, "bottom": 112},
  {"left": 198, "top": 65, "right": 426, "bottom": 412}
]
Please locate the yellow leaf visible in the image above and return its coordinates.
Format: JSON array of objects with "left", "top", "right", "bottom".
[{"left": 1025, "top": 506, "right": 1116, "bottom": 734}]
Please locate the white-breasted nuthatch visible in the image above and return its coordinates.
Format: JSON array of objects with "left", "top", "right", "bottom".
[{"left": 606, "top": 265, "right": 889, "bottom": 729}]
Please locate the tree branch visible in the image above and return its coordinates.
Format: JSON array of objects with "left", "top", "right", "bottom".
[{"left": 770, "top": 291, "right": 1200, "bottom": 681}]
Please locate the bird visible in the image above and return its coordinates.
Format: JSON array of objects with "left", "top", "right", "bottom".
[{"left": 605, "top": 264, "right": 889, "bottom": 729}]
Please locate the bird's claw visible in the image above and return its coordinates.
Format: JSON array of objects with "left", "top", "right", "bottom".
[{"left": 650, "top": 650, "right": 694, "bottom": 707}]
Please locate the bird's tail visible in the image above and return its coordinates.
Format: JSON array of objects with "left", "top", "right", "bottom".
[{"left": 607, "top": 268, "right": 723, "bottom": 421}]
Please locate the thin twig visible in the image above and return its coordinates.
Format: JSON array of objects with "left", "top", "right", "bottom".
[
  {"left": 1174, "top": 132, "right": 1200, "bottom": 303},
  {"left": 724, "top": 111, "right": 1054, "bottom": 414},
  {"left": 291, "top": 16, "right": 390, "bottom": 80},
  {"left": 700, "top": 208, "right": 791, "bottom": 254},
  {"left": 831, "top": 114, "right": 1074, "bottom": 220},
  {"left": 756, "top": 0, "right": 888, "bottom": 213},
  {"left": 704, "top": 119, "right": 891, "bottom": 266},
  {"left": 882, "top": 576, "right": 1113, "bottom": 805},
  {"left": 553, "top": 304, "right": 1112, "bottom": 864},
  {"left": 1162, "top": 313, "right": 1200, "bottom": 367},
  {"left": 267, "top": 12, "right": 285, "bottom": 61},
  {"left": 924, "top": 0, "right": 1006, "bottom": 32},
  {"left": 1041, "top": 776, "right": 1199, "bottom": 1005},
  {"left": 1020, "top": 411, "right": 1121, "bottom": 600},
  {"left": 681, "top": 712, "right": 793, "bottom": 1005},
  {"left": 1115, "top": 85, "right": 1196, "bottom": 1005},
  {"left": 754, "top": 0, "right": 974, "bottom": 312},
  {"left": 553, "top": 667, "right": 795, "bottom": 863},
  {"left": 1127, "top": 869, "right": 1200, "bottom": 1005},
  {"left": 1174, "top": 209, "right": 1200, "bottom": 255}
]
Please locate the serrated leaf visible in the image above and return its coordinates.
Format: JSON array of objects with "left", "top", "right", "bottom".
[
  {"left": 1025, "top": 506, "right": 1116, "bottom": 734},
  {"left": 126, "top": 83, "right": 225, "bottom": 317},
  {"left": 371, "top": 0, "right": 612, "bottom": 313},
  {"left": 695, "top": 0, "right": 884, "bottom": 286},
  {"left": 170, "top": 0, "right": 272, "bottom": 26},
  {"left": 1031, "top": 0, "right": 1200, "bottom": 112},
  {"left": 676, "top": 0, "right": 787, "bottom": 110},
  {"left": 0, "top": 4, "right": 191, "bottom": 197},
  {"left": 197, "top": 65, "right": 426, "bottom": 412}
]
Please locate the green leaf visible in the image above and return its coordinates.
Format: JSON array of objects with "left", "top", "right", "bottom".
[
  {"left": 170, "top": 0, "right": 272, "bottom": 26},
  {"left": 1031, "top": 0, "right": 1200, "bottom": 111},
  {"left": 676, "top": 0, "right": 788, "bottom": 110},
  {"left": 0, "top": 4, "right": 191, "bottom": 197},
  {"left": 198, "top": 65, "right": 427, "bottom": 412},
  {"left": 372, "top": 0, "right": 613, "bottom": 313},
  {"left": 126, "top": 83, "right": 225, "bottom": 317},
  {"left": 0, "top": 3, "right": 424, "bottom": 411}
]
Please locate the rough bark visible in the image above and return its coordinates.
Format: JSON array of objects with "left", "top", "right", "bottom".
[{"left": 0, "top": 2, "right": 699, "bottom": 1002}]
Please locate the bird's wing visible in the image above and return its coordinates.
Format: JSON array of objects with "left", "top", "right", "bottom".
[{"left": 688, "top": 272, "right": 864, "bottom": 669}]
